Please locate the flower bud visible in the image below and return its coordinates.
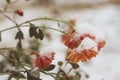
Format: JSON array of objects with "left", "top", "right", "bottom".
[{"left": 15, "top": 9, "right": 24, "bottom": 16}]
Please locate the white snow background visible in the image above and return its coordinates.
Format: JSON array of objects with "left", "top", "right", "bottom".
[{"left": 0, "top": 0, "right": 120, "bottom": 80}]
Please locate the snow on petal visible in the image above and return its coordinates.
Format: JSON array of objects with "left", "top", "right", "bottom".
[
  {"left": 32, "top": 51, "right": 55, "bottom": 69},
  {"left": 76, "top": 37, "right": 98, "bottom": 53}
]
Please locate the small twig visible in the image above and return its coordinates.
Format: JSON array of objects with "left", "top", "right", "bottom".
[
  {"left": 20, "top": 17, "right": 74, "bottom": 28},
  {"left": 0, "top": 52, "right": 18, "bottom": 64},
  {"left": 2, "top": 14, "right": 17, "bottom": 25},
  {"left": 0, "top": 17, "right": 74, "bottom": 34},
  {"left": 67, "top": 68, "right": 73, "bottom": 75}
]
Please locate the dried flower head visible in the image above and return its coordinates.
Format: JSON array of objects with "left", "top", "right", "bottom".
[{"left": 32, "top": 52, "right": 55, "bottom": 69}]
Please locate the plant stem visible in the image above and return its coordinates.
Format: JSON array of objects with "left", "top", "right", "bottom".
[
  {"left": 0, "top": 24, "right": 73, "bottom": 41},
  {"left": 0, "top": 52, "right": 18, "bottom": 64},
  {"left": 3, "top": 14, "right": 17, "bottom": 25},
  {"left": 40, "top": 26, "right": 66, "bottom": 34},
  {"left": 0, "top": 26, "right": 17, "bottom": 32},
  {"left": 67, "top": 68, "right": 73, "bottom": 75},
  {"left": 0, "top": 17, "right": 75, "bottom": 42},
  {"left": 20, "top": 17, "right": 74, "bottom": 28}
]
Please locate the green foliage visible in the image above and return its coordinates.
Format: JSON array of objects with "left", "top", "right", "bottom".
[
  {"left": 9, "top": 50, "right": 20, "bottom": 64},
  {"left": 29, "top": 69, "right": 40, "bottom": 79},
  {"left": 38, "top": 28, "right": 44, "bottom": 40},
  {"left": 6, "top": 0, "right": 11, "bottom": 3},
  {"left": 0, "top": 62, "right": 5, "bottom": 72},
  {"left": 85, "top": 73, "right": 89, "bottom": 78},
  {"left": 29, "top": 23, "right": 37, "bottom": 37},
  {"left": 15, "top": 30, "right": 24, "bottom": 40},
  {"left": 58, "top": 61, "right": 63, "bottom": 67},
  {"left": 29, "top": 23, "right": 44, "bottom": 40},
  {"left": 27, "top": 72, "right": 41, "bottom": 80},
  {"left": 8, "top": 72, "right": 26, "bottom": 80},
  {"left": 16, "top": 40, "right": 22, "bottom": 49},
  {"left": 15, "top": 30, "right": 24, "bottom": 49},
  {"left": 70, "top": 63, "right": 79, "bottom": 69},
  {"left": 29, "top": 39, "right": 41, "bottom": 51},
  {"left": 72, "top": 72, "right": 81, "bottom": 80},
  {"left": 44, "top": 64, "right": 55, "bottom": 71}
]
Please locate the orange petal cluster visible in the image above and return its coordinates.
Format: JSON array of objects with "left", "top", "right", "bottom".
[
  {"left": 98, "top": 40, "right": 106, "bottom": 51},
  {"left": 62, "top": 19, "right": 76, "bottom": 48},
  {"left": 65, "top": 24, "right": 106, "bottom": 63},
  {"left": 64, "top": 35, "right": 78, "bottom": 49},
  {"left": 67, "top": 49, "right": 98, "bottom": 63},
  {"left": 32, "top": 52, "right": 55, "bottom": 69}
]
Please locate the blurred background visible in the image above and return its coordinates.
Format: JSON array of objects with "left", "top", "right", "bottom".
[{"left": 0, "top": 0, "right": 120, "bottom": 80}]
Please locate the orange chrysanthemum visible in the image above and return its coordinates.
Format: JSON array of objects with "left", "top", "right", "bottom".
[
  {"left": 65, "top": 34, "right": 106, "bottom": 63},
  {"left": 65, "top": 23, "right": 106, "bottom": 63},
  {"left": 78, "top": 33, "right": 95, "bottom": 42},
  {"left": 67, "top": 49, "right": 97, "bottom": 63},
  {"left": 97, "top": 40, "right": 106, "bottom": 51},
  {"left": 32, "top": 52, "right": 55, "bottom": 69},
  {"left": 64, "top": 32, "right": 96, "bottom": 49},
  {"left": 62, "top": 19, "right": 75, "bottom": 44},
  {"left": 64, "top": 37, "right": 79, "bottom": 49}
]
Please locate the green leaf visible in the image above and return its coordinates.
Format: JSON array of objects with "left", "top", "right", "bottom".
[
  {"left": 8, "top": 75, "right": 12, "bottom": 80},
  {"left": 34, "top": 29, "right": 39, "bottom": 39},
  {"left": 27, "top": 72, "right": 41, "bottom": 80},
  {"left": 29, "top": 39, "right": 41, "bottom": 51},
  {"left": 29, "top": 27, "right": 34, "bottom": 37},
  {"left": 16, "top": 41, "right": 22, "bottom": 49},
  {"left": 8, "top": 72, "right": 26, "bottom": 80},
  {"left": 70, "top": 63, "right": 79, "bottom": 69},
  {"left": 29, "top": 23, "right": 37, "bottom": 37},
  {"left": 0, "top": 32, "right": 1, "bottom": 41},
  {"left": 73, "top": 72, "right": 81, "bottom": 80},
  {"left": 44, "top": 64, "right": 55, "bottom": 71},
  {"left": 9, "top": 50, "right": 20, "bottom": 63},
  {"left": 58, "top": 61, "right": 63, "bottom": 67},
  {"left": 38, "top": 28, "right": 44, "bottom": 40},
  {"left": 30, "top": 69, "right": 40, "bottom": 78},
  {"left": 14, "top": 73, "right": 26, "bottom": 79},
  {"left": 85, "top": 73, "right": 89, "bottom": 78},
  {"left": 23, "top": 55, "right": 32, "bottom": 65},
  {"left": 6, "top": 0, "right": 11, "bottom": 3},
  {"left": 0, "top": 62, "right": 5, "bottom": 72},
  {"left": 29, "top": 23, "right": 44, "bottom": 40},
  {"left": 29, "top": 24, "right": 39, "bottom": 39},
  {"left": 15, "top": 30, "right": 24, "bottom": 40}
]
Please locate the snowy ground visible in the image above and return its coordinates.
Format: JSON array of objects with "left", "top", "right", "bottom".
[{"left": 0, "top": 1, "right": 120, "bottom": 80}]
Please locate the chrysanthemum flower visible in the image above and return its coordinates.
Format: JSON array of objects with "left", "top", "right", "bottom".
[
  {"left": 66, "top": 23, "right": 106, "bottom": 63},
  {"left": 64, "top": 33, "right": 79, "bottom": 49},
  {"left": 67, "top": 37, "right": 98, "bottom": 63},
  {"left": 32, "top": 52, "right": 55, "bottom": 69},
  {"left": 62, "top": 19, "right": 76, "bottom": 49}
]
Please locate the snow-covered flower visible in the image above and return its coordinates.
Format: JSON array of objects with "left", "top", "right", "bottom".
[
  {"left": 66, "top": 23, "right": 106, "bottom": 63},
  {"left": 32, "top": 51, "right": 55, "bottom": 69},
  {"left": 62, "top": 19, "right": 76, "bottom": 48}
]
